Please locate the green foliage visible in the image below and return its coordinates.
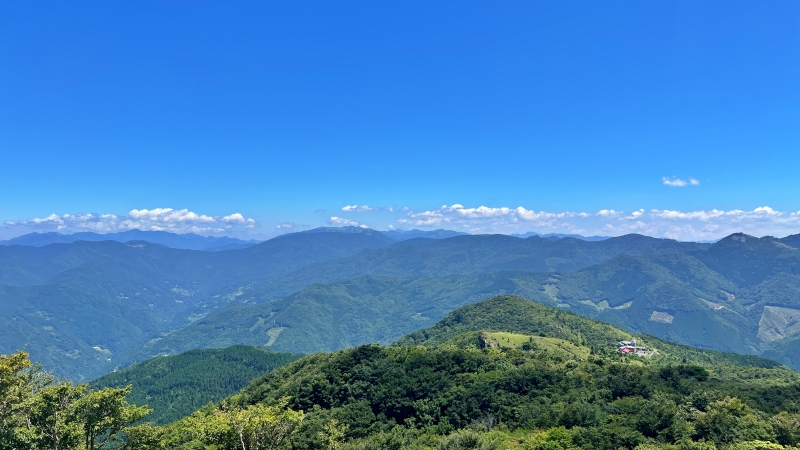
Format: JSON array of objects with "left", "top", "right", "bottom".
[
  {"left": 226, "top": 339, "right": 793, "bottom": 449},
  {"left": 0, "top": 351, "right": 151, "bottom": 450},
  {"left": 318, "top": 418, "right": 348, "bottom": 450},
  {"left": 32, "top": 383, "right": 86, "bottom": 449},
  {"left": 91, "top": 345, "right": 301, "bottom": 424},
  {"left": 771, "top": 412, "right": 800, "bottom": 446},
  {"left": 121, "top": 423, "right": 167, "bottom": 450},
  {"left": 693, "top": 397, "right": 776, "bottom": 446},
  {"left": 727, "top": 441, "right": 788, "bottom": 450},
  {"left": 523, "top": 427, "right": 575, "bottom": 450},
  {"left": 172, "top": 297, "right": 796, "bottom": 449},
  {"left": 437, "top": 429, "right": 500, "bottom": 450},
  {"left": 134, "top": 272, "right": 554, "bottom": 359},
  {"left": 179, "top": 398, "right": 304, "bottom": 450},
  {"left": 73, "top": 385, "right": 152, "bottom": 449},
  {"left": 395, "top": 295, "right": 631, "bottom": 348},
  {"left": 0, "top": 350, "right": 42, "bottom": 448}
]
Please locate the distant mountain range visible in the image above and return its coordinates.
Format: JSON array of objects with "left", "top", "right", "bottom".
[
  {"left": 511, "top": 231, "right": 610, "bottom": 241},
  {"left": 0, "top": 227, "right": 610, "bottom": 251},
  {"left": 135, "top": 232, "right": 800, "bottom": 366},
  {"left": 381, "top": 228, "right": 468, "bottom": 240},
  {"left": 0, "top": 230, "right": 261, "bottom": 251},
  {"left": 3, "top": 226, "right": 800, "bottom": 381},
  {"left": 0, "top": 228, "right": 707, "bottom": 380}
]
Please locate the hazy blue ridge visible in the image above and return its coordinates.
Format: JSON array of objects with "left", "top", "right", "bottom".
[
  {"left": 129, "top": 233, "right": 800, "bottom": 372},
  {"left": 511, "top": 231, "right": 610, "bottom": 241},
  {"left": 0, "top": 229, "right": 397, "bottom": 380},
  {"left": 4, "top": 229, "right": 800, "bottom": 381},
  {"left": 0, "top": 230, "right": 261, "bottom": 251}
]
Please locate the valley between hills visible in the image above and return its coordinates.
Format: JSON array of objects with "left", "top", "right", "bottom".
[{"left": 3, "top": 227, "right": 800, "bottom": 380}]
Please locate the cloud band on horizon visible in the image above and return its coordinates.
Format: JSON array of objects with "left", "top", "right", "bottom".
[
  {"left": 397, "top": 204, "right": 800, "bottom": 241},
  {"left": 5, "top": 204, "right": 800, "bottom": 242},
  {"left": 3, "top": 208, "right": 260, "bottom": 235}
]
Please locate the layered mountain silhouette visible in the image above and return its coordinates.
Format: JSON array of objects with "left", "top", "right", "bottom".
[{"left": 1, "top": 227, "right": 799, "bottom": 380}]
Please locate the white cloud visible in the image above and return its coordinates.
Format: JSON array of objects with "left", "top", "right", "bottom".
[
  {"left": 625, "top": 209, "right": 645, "bottom": 220},
  {"left": 328, "top": 216, "right": 368, "bottom": 228},
  {"left": 314, "top": 209, "right": 326, "bottom": 214},
  {"left": 397, "top": 204, "right": 585, "bottom": 234},
  {"left": 4, "top": 208, "right": 260, "bottom": 235},
  {"left": 274, "top": 222, "right": 310, "bottom": 231},
  {"left": 396, "top": 204, "right": 800, "bottom": 240},
  {"left": 341, "top": 205, "right": 394, "bottom": 213},
  {"left": 129, "top": 208, "right": 214, "bottom": 223},
  {"left": 663, "top": 177, "right": 700, "bottom": 187}
]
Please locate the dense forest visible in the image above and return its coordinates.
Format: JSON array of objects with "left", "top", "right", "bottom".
[
  {"left": 5, "top": 296, "right": 800, "bottom": 449},
  {"left": 90, "top": 346, "right": 302, "bottom": 424}
]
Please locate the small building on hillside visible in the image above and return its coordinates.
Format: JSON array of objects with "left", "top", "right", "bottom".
[{"left": 617, "top": 339, "right": 648, "bottom": 357}]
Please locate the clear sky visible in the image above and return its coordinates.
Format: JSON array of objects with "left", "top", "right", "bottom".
[{"left": 1, "top": 2, "right": 799, "bottom": 241}]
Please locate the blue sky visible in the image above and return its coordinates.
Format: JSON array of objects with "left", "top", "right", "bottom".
[{"left": 1, "top": 1, "right": 799, "bottom": 240}]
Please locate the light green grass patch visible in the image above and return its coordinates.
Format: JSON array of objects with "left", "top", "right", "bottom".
[
  {"left": 486, "top": 331, "right": 591, "bottom": 360},
  {"left": 265, "top": 327, "right": 286, "bottom": 346}
]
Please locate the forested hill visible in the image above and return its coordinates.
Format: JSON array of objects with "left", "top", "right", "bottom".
[
  {"left": 6, "top": 294, "right": 800, "bottom": 449},
  {"left": 90, "top": 345, "right": 301, "bottom": 425},
  {"left": 156, "top": 295, "right": 800, "bottom": 450},
  {"left": 395, "top": 295, "right": 784, "bottom": 369},
  {"left": 0, "top": 229, "right": 711, "bottom": 380}
]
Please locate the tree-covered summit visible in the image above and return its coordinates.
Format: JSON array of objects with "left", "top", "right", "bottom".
[{"left": 153, "top": 296, "right": 800, "bottom": 449}]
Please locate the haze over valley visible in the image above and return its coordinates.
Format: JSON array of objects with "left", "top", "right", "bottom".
[{"left": 3, "top": 227, "right": 800, "bottom": 381}]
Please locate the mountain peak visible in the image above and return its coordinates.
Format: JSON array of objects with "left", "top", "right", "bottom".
[{"left": 711, "top": 233, "right": 771, "bottom": 250}]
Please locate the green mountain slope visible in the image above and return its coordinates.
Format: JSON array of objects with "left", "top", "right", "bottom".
[
  {"left": 235, "top": 234, "right": 709, "bottom": 302},
  {"left": 5, "top": 229, "right": 800, "bottom": 381},
  {"left": 534, "top": 235, "right": 800, "bottom": 366},
  {"left": 0, "top": 241, "right": 118, "bottom": 287},
  {"left": 395, "top": 295, "right": 781, "bottom": 368},
  {"left": 0, "top": 229, "right": 396, "bottom": 380},
  {"left": 127, "top": 273, "right": 553, "bottom": 360},
  {"left": 545, "top": 253, "right": 754, "bottom": 354},
  {"left": 132, "top": 234, "right": 800, "bottom": 370},
  {"left": 90, "top": 345, "right": 301, "bottom": 424},
  {"left": 160, "top": 296, "right": 797, "bottom": 450}
]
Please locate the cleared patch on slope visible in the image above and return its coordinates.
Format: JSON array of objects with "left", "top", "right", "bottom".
[{"left": 758, "top": 306, "right": 800, "bottom": 342}]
